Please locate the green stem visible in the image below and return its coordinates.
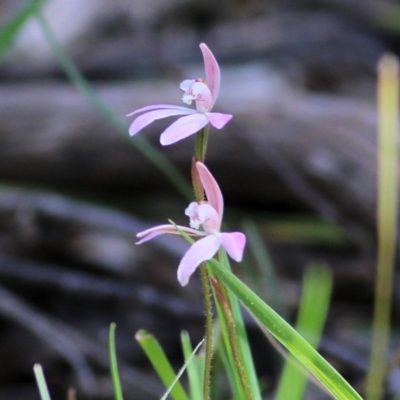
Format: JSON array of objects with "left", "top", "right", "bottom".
[
  {"left": 366, "top": 55, "right": 398, "bottom": 400},
  {"left": 195, "top": 126, "right": 209, "bottom": 162},
  {"left": 192, "top": 126, "right": 212, "bottom": 400},
  {"left": 199, "top": 264, "right": 213, "bottom": 400},
  {"left": 211, "top": 278, "right": 253, "bottom": 400}
]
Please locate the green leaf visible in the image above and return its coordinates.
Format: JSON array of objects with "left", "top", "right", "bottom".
[
  {"left": 0, "top": 0, "right": 45, "bottom": 63},
  {"left": 33, "top": 364, "right": 52, "bottom": 400},
  {"left": 208, "top": 258, "right": 362, "bottom": 400},
  {"left": 109, "top": 323, "right": 124, "bottom": 400},
  {"left": 366, "top": 54, "right": 399, "bottom": 400},
  {"left": 275, "top": 264, "right": 332, "bottom": 400},
  {"left": 135, "top": 329, "right": 189, "bottom": 400},
  {"left": 180, "top": 332, "right": 204, "bottom": 400}
]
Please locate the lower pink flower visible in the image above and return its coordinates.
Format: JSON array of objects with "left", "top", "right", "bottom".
[{"left": 136, "top": 162, "right": 246, "bottom": 286}]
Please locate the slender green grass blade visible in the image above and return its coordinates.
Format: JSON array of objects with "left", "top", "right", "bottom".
[
  {"left": 135, "top": 329, "right": 189, "bottom": 400},
  {"left": 262, "top": 217, "right": 349, "bottom": 246},
  {"left": 34, "top": 11, "right": 191, "bottom": 199},
  {"left": 109, "top": 323, "right": 124, "bottom": 400},
  {"left": 33, "top": 364, "right": 52, "bottom": 400},
  {"left": 208, "top": 258, "right": 363, "bottom": 400},
  {"left": 159, "top": 335, "right": 204, "bottom": 400},
  {"left": 180, "top": 332, "right": 203, "bottom": 400},
  {"left": 366, "top": 54, "right": 399, "bottom": 400},
  {"left": 275, "top": 264, "right": 333, "bottom": 400},
  {"left": 0, "top": 0, "right": 45, "bottom": 62}
]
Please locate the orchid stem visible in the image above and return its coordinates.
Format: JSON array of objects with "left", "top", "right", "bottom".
[
  {"left": 199, "top": 264, "right": 213, "bottom": 400},
  {"left": 211, "top": 277, "right": 253, "bottom": 400},
  {"left": 195, "top": 126, "right": 209, "bottom": 162},
  {"left": 193, "top": 128, "right": 213, "bottom": 400}
]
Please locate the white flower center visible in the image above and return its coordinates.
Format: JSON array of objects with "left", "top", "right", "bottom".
[
  {"left": 179, "top": 79, "right": 212, "bottom": 113},
  {"left": 185, "top": 202, "right": 219, "bottom": 234}
]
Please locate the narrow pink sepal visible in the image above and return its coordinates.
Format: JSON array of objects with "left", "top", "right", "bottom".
[
  {"left": 220, "top": 232, "right": 246, "bottom": 262},
  {"left": 126, "top": 104, "right": 194, "bottom": 117},
  {"left": 199, "top": 43, "right": 220, "bottom": 109},
  {"left": 129, "top": 108, "right": 194, "bottom": 136},
  {"left": 207, "top": 113, "right": 232, "bottom": 129},
  {"left": 136, "top": 224, "right": 200, "bottom": 244},
  {"left": 177, "top": 235, "right": 221, "bottom": 286},
  {"left": 136, "top": 224, "right": 178, "bottom": 244},
  {"left": 196, "top": 162, "right": 224, "bottom": 227},
  {"left": 160, "top": 113, "right": 209, "bottom": 146}
]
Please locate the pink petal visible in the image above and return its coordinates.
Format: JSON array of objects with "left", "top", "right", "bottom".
[
  {"left": 160, "top": 113, "right": 209, "bottom": 146},
  {"left": 136, "top": 224, "right": 200, "bottom": 244},
  {"left": 220, "top": 232, "right": 246, "bottom": 262},
  {"left": 200, "top": 43, "right": 220, "bottom": 109},
  {"left": 126, "top": 104, "right": 193, "bottom": 117},
  {"left": 196, "top": 162, "right": 224, "bottom": 227},
  {"left": 177, "top": 235, "right": 221, "bottom": 286},
  {"left": 129, "top": 108, "right": 194, "bottom": 136},
  {"left": 207, "top": 113, "right": 233, "bottom": 129}
]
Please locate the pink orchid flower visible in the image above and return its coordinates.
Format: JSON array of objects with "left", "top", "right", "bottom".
[
  {"left": 127, "top": 43, "right": 232, "bottom": 146},
  {"left": 136, "top": 162, "right": 246, "bottom": 286}
]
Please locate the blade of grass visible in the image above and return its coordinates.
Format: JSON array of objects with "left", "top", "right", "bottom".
[
  {"left": 34, "top": 364, "right": 52, "bottom": 400},
  {"left": 208, "top": 257, "right": 363, "bottom": 400},
  {"left": 0, "top": 0, "right": 46, "bottom": 62},
  {"left": 181, "top": 331, "right": 204, "bottom": 400},
  {"left": 366, "top": 54, "right": 399, "bottom": 400},
  {"left": 160, "top": 338, "right": 204, "bottom": 400},
  {"left": 34, "top": 10, "right": 191, "bottom": 199},
  {"left": 275, "top": 264, "right": 333, "bottom": 400},
  {"left": 135, "top": 329, "right": 189, "bottom": 400},
  {"left": 109, "top": 323, "right": 124, "bottom": 400}
]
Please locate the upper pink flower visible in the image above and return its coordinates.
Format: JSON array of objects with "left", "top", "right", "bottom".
[
  {"left": 136, "top": 162, "right": 246, "bottom": 286},
  {"left": 127, "top": 43, "right": 232, "bottom": 146}
]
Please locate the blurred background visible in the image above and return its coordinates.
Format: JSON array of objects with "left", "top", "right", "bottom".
[{"left": 1, "top": 0, "right": 400, "bottom": 399}]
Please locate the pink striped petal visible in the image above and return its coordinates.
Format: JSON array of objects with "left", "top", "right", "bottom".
[
  {"left": 126, "top": 104, "right": 193, "bottom": 117},
  {"left": 160, "top": 113, "right": 209, "bottom": 146},
  {"left": 200, "top": 43, "right": 220, "bottom": 109},
  {"left": 129, "top": 108, "right": 194, "bottom": 136},
  {"left": 196, "top": 162, "right": 224, "bottom": 227},
  {"left": 207, "top": 113, "right": 232, "bottom": 129},
  {"left": 136, "top": 224, "right": 200, "bottom": 244},
  {"left": 220, "top": 232, "right": 246, "bottom": 262},
  {"left": 177, "top": 235, "right": 221, "bottom": 286}
]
